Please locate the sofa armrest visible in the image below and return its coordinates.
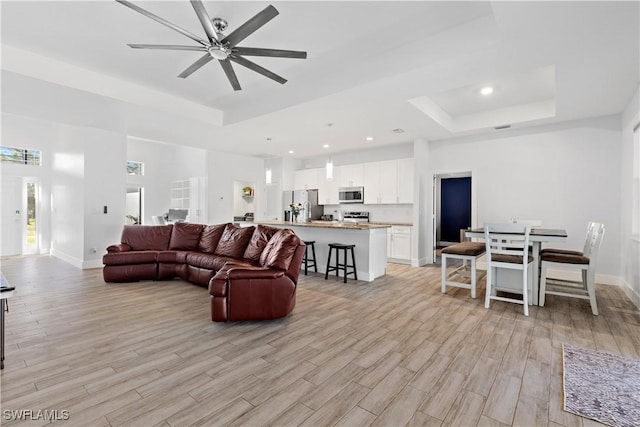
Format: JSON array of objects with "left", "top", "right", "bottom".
[
  {"left": 227, "top": 268, "right": 285, "bottom": 280},
  {"left": 107, "top": 243, "right": 132, "bottom": 253}
]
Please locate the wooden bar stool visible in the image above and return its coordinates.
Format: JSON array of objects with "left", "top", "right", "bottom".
[
  {"left": 325, "top": 243, "right": 357, "bottom": 283},
  {"left": 302, "top": 240, "right": 317, "bottom": 275}
]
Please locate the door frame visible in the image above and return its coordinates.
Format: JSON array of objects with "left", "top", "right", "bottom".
[{"left": 432, "top": 171, "right": 476, "bottom": 263}]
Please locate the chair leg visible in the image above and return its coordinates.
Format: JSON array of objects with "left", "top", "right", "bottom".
[
  {"left": 311, "top": 244, "right": 318, "bottom": 273},
  {"left": 441, "top": 254, "right": 448, "bottom": 294},
  {"left": 351, "top": 247, "right": 358, "bottom": 281},
  {"left": 343, "top": 248, "right": 347, "bottom": 283},
  {"left": 484, "top": 264, "right": 492, "bottom": 309},
  {"left": 304, "top": 246, "right": 308, "bottom": 276},
  {"left": 470, "top": 257, "right": 477, "bottom": 299},
  {"left": 522, "top": 265, "right": 529, "bottom": 317},
  {"left": 539, "top": 261, "right": 548, "bottom": 307},
  {"left": 586, "top": 266, "right": 598, "bottom": 315},
  {"left": 324, "top": 247, "right": 333, "bottom": 280}
]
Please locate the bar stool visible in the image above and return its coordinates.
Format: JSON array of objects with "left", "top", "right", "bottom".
[
  {"left": 325, "top": 243, "right": 358, "bottom": 283},
  {"left": 303, "top": 240, "right": 317, "bottom": 275}
]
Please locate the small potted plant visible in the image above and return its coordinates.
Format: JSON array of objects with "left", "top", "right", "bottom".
[{"left": 242, "top": 186, "right": 253, "bottom": 196}]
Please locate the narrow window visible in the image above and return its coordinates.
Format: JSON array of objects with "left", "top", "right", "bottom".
[{"left": 0, "top": 146, "right": 41, "bottom": 165}]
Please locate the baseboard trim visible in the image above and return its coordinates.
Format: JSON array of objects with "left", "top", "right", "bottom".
[
  {"left": 82, "top": 259, "right": 103, "bottom": 270},
  {"left": 51, "top": 249, "right": 83, "bottom": 269},
  {"left": 620, "top": 279, "right": 640, "bottom": 309}
]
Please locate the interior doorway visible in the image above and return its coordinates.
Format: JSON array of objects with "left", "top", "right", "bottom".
[
  {"left": 433, "top": 172, "right": 473, "bottom": 263},
  {"left": 1, "top": 177, "right": 39, "bottom": 256},
  {"left": 126, "top": 187, "right": 143, "bottom": 224}
]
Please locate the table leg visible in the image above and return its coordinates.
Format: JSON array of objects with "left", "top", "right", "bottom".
[{"left": 532, "top": 241, "right": 541, "bottom": 306}]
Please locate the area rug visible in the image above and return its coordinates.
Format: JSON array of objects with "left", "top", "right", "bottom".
[{"left": 563, "top": 344, "right": 640, "bottom": 427}]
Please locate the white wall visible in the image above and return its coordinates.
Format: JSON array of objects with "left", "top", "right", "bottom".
[
  {"left": 83, "top": 127, "right": 127, "bottom": 268},
  {"left": 207, "top": 151, "right": 265, "bottom": 224},
  {"left": 620, "top": 87, "right": 640, "bottom": 307},
  {"left": 420, "top": 115, "right": 623, "bottom": 279}
]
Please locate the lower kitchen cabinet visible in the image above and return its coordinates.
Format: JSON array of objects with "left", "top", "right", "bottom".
[{"left": 388, "top": 225, "right": 412, "bottom": 263}]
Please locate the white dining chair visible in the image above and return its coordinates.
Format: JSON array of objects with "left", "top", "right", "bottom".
[
  {"left": 540, "top": 221, "right": 596, "bottom": 257},
  {"left": 484, "top": 223, "right": 533, "bottom": 316},
  {"left": 539, "top": 222, "right": 604, "bottom": 315},
  {"left": 441, "top": 241, "right": 486, "bottom": 298}
]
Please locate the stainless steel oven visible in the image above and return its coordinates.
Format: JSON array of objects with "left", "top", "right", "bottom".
[{"left": 338, "top": 186, "right": 364, "bottom": 204}]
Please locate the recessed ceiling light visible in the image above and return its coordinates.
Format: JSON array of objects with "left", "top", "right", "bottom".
[
  {"left": 323, "top": 144, "right": 330, "bottom": 148},
  {"left": 480, "top": 86, "right": 494, "bottom": 96},
  {"left": 392, "top": 128, "right": 405, "bottom": 134},
  {"left": 366, "top": 137, "right": 373, "bottom": 141},
  {"left": 288, "top": 150, "right": 294, "bottom": 154}
]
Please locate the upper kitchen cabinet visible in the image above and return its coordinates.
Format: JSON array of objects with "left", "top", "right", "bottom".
[
  {"left": 318, "top": 168, "right": 340, "bottom": 205},
  {"left": 396, "top": 158, "right": 414, "bottom": 204},
  {"left": 338, "top": 164, "right": 363, "bottom": 188},
  {"left": 363, "top": 158, "right": 414, "bottom": 204},
  {"left": 363, "top": 160, "right": 397, "bottom": 204},
  {"left": 294, "top": 168, "right": 320, "bottom": 190}
]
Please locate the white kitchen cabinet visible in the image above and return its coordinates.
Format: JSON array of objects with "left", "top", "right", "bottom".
[
  {"left": 396, "top": 158, "right": 414, "bottom": 204},
  {"left": 389, "top": 225, "right": 412, "bottom": 263},
  {"left": 294, "top": 168, "right": 319, "bottom": 190},
  {"left": 318, "top": 169, "right": 340, "bottom": 205},
  {"left": 363, "top": 160, "right": 397, "bottom": 204},
  {"left": 338, "top": 164, "right": 363, "bottom": 188}
]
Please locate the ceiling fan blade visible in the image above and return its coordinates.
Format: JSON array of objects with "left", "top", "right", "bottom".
[
  {"left": 190, "top": 0, "right": 219, "bottom": 44},
  {"left": 219, "top": 60, "right": 242, "bottom": 91},
  {"left": 178, "top": 53, "right": 214, "bottom": 78},
  {"left": 116, "top": 0, "right": 208, "bottom": 46},
  {"left": 222, "top": 5, "right": 279, "bottom": 48},
  {"left": 233, "top": 47, "right": 307, "bottom": 59},
  {"left": 128, "top": 44, "right": 207, "bottom": 51},
  {"left": 230, "top": 55, "right": 287, "bottom": 84}
]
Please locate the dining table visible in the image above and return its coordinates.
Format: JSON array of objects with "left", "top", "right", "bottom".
[{"left": 465, "top": 227, "right": 568, "bottom": 305}]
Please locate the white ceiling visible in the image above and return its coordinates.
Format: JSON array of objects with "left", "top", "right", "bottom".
[{"left": 1, "top": 1, "right": 638, "bottom": 159}]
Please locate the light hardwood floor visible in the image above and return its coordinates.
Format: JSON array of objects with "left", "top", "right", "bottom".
[{"left": 1, "top": 255, "right": 639, "bottom": 427}]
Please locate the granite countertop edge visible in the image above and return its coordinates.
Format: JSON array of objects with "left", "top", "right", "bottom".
[{"left": 254, "top": 220, "right": 391, "bottom": 230}]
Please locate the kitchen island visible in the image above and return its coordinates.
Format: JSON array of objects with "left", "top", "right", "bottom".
[{"left": 256, "top": 221, "right": 390, "bottom": 281}]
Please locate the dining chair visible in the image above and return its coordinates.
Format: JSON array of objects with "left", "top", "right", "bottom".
[
  {"left": 539, "top": 222, "right": 604, "bottom": 315},
  {"left": 484, "top": 223, "right": 533, "bottom": 316},
  {"left": 540, "top": 221, "right": 596, "bottom": 257}
]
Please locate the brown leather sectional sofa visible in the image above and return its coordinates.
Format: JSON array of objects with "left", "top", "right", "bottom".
[{"left": 103, "top": 222, "right": 305, "bottom": 322}]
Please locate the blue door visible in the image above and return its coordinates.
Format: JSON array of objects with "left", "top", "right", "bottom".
[{"left": 441, "top": 177, "right": 471, "bottom": 243}]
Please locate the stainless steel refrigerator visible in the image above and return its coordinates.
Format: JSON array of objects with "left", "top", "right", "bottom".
[{"left": 283, "top": 190, "right": 323, "bottom": 221}]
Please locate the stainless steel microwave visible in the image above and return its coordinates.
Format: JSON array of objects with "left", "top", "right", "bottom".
[{"left": 338, "top": 186, "right": 364, "bottom": 204}]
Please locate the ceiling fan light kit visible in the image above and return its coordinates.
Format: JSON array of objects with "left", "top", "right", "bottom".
[{"left": 116, "top": 0, "right": 307, "bottom": 91}]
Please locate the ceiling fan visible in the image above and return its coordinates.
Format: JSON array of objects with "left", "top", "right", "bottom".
[{"left": 116, "top": 0, "right": 307, "bottom": 91}]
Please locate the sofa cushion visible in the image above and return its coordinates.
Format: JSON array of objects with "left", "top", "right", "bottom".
[
  {"left": 169, "top": 222, "right": 205, "bottom": 250},
  {"left": 199, "top": 223, "right": 228, "bottom": 253},
  {"left": 157, "top": 250, "right": 195, "bottom": 264},
  {"left": 121, "top": 225, "right": 173, "bottom": 251},
  {"left": 187, "top": 253, "right": 255, "bottom": 271},
  {"left": 215, "top": 225, "right": 255, "bottom": 258},
  {"left": 259, "top": 229, "right": 299, "bottom": 270},
  {"left": 103, "top": 251, "right": 159, "bottom": 266},
  {"left": 243, "top": 224, "right": 280, "bottom": 261}
]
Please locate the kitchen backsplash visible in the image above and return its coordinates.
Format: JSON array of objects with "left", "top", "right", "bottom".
[{"left": 323, "top": 205, "right": 413, "bottom": 224}]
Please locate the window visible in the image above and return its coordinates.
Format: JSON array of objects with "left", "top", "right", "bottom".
[
  {"left": 0, "top": 146, "right": 41, "bottom": 165},
  {"left": 127, "top": 161, "right": 144, "bottom": 176}
]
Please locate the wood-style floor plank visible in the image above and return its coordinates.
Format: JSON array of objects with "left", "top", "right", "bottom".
[{"left": 0, "top": 255, "right": 638, "bottom": 426}]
